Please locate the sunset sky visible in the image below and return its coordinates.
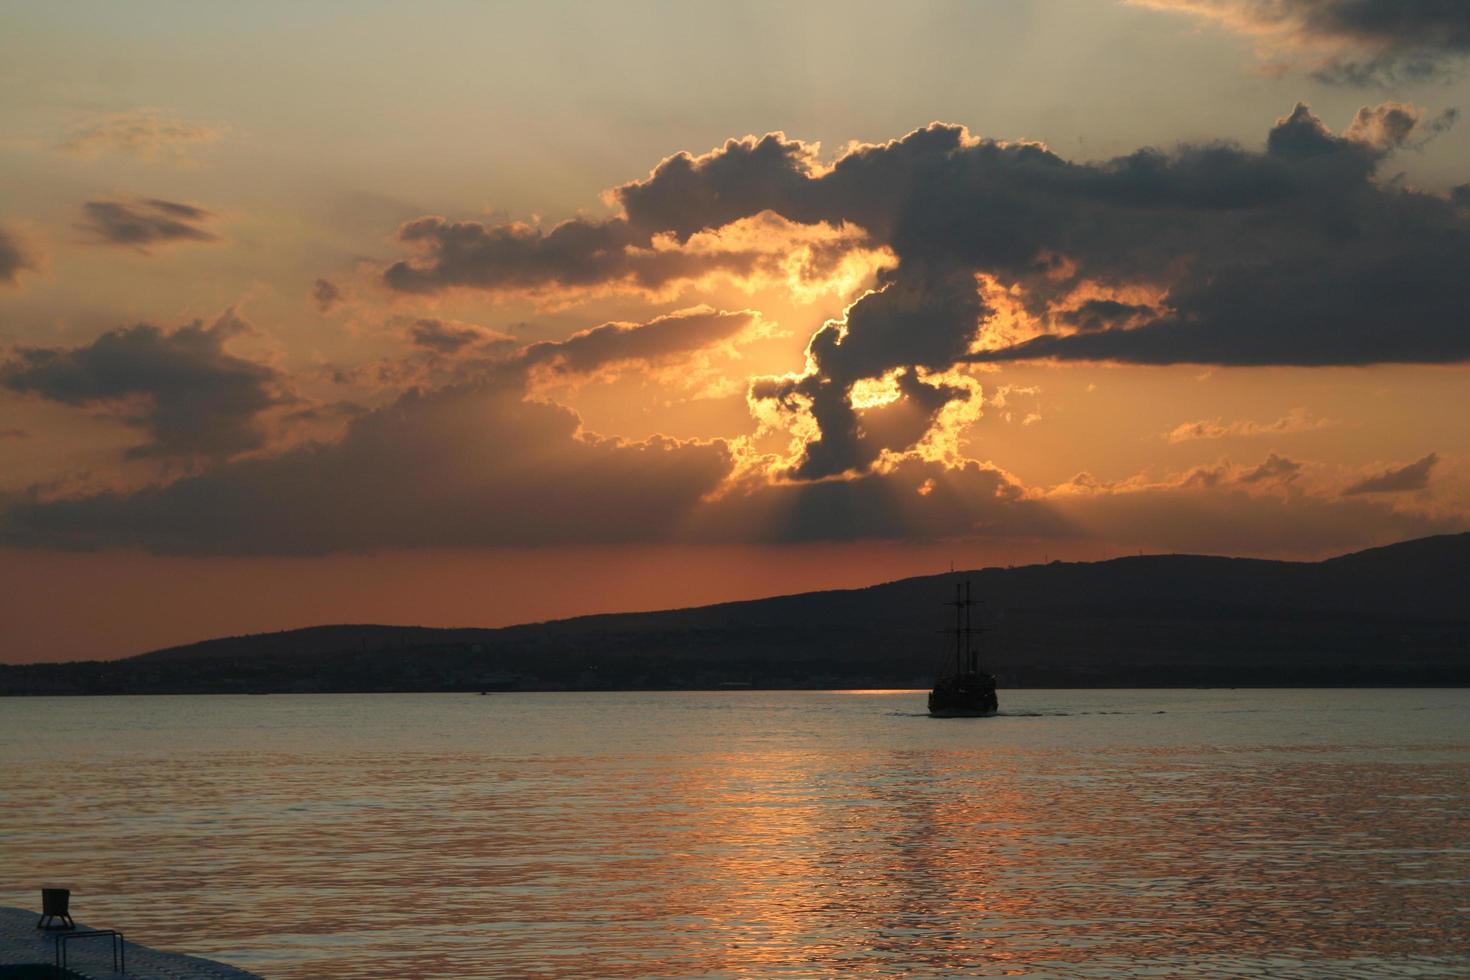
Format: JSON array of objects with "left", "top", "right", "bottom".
[{"left": 3, "top": 0, "right": 1469, "bottom": 661}]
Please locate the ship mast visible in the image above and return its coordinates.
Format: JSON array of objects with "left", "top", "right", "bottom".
[
  {"left": 966, "top": 580, "right": 976, "bottom": 674},
  {"left": 954, "top": 582, "right": 963, "bottom": 675},
  {"left": 947, "top": 580, "right": 981, "bottom": 676}
]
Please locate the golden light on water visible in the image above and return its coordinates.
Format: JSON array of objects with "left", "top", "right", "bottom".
[{"left": 6, "top": 688, "right": 1449, "bottom": 978}]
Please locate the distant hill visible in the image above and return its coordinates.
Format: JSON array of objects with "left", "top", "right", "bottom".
[{"left": 4, "top": 533, "right": 1468, "bottom": 694}]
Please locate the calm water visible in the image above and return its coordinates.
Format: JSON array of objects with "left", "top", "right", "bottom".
[{"left": 1, "top": 690, "right": 1467, "bottom": 978}]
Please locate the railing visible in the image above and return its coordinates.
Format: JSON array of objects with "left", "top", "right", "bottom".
[{"left": 53, "top": 928, "right": 125, "bottom": 975}]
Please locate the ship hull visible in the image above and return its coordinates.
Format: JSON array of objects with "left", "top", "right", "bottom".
[
  {"left": 927, "top": 671, "right": 999, "bottom": 717},
  {"left": 928, "top": 707, "right": 998, "bottom": 718}
]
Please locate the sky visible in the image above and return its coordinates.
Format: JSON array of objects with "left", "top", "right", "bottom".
[{"left": 2, "top": 0, "right": 1469, "bottom": 661}]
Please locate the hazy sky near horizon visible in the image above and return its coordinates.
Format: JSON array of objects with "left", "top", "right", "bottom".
[{"left": 2, "top": 0, "right": 1469, "bottom": 660}]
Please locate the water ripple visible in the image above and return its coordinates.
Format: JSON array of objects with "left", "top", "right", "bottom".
[{"left": 1, "top": 689, "right": 1466, "bottom": 978}]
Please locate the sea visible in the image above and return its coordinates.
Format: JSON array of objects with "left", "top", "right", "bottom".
[{"left": 2, "top": 689, "right": 1466, "bottom": 978}]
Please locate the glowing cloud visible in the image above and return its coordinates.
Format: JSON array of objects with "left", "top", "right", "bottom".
[{"left": 1166, "top": 409, "right": 1336, "bottom": 443}]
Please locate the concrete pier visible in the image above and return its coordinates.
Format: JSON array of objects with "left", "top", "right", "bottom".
[{"left": 0, "top": 907, "right": 260, "bottom": 979}]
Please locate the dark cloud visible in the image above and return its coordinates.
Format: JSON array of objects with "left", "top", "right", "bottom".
[
  {"left": 752, "top": 265, "right": 984, "bottom": 479},
  {"left": 80, "top": 198, "right": 217, "bottom": 250},
  {"left": 12, "top": 109, "right": 1466, "bottom": 556},
  {"left": 1057, "top": 299, "right": 1157, "bottom": 332},
  {"left": 605, "top": 105, "right": 1459, "bottom": 284},
  {"left": 0, "top": 302, "right": 1069, "bottom": 555},
  {"left": 380, "top": 144, "right": 879, "bottom": 300},
  {"left": 337, "top": 308, "right": 751, "bottom": 395},
  {"left": 312, "top": 278, "right": 342, "bottom": 314},
  {"left": 393, "top": 309, "right": 750, "bottom": 378},
  {"left": 1266, "top": 101, "right": 1363, "bottom": 156},
  {"left": 0, "top": 311, "right": 289, "bottom": 459},
  {"left": 618, "top": 134, "right": 822, "bottom": 241},
  {"left": 1299, "top": 0, "right": 1470, "bottom": 49},
  {"left": 0, "top": 226, "right": 39, "bottom": 286},
  {"left": 1343, "top": 452, "right": 1438, "bottom": 494},
  {"left": 692, "top": 457, "right": 1068, "bottom": 544},
  {"left": 406, "top": 318, "right": 510, "bottom": 355},
  {"left": 1345, "top": 102, "right": 1457, "bottom": 148},
  {"left": 519, "top": 307, "right": 758, "bottom": 377},
  {"left": 140, "top": 199, "right": 208, "bottom": 219},
  {"left": 1239, "top": 453, "right": 1303, "bottom": 484},
  {"left": 934, "top": 104, "right": 1470, "bottom": 368},
  {"left": 281, "top": 401, "right": 367, "bottom": 425},
  {"left": 0, "top": 377, "right": 734, "bottom": 555},
  {"left": 0, "top": 307, "right": 779, "bottom": 552},
  {"left": 1133, "top": 0, "right": 1470, "bottom": 83},
  {"left": 0, "top": 372, "right": 1068, "bottom": 554},
  {"left": 596, "top": 106, "right": 1469, "bottom": 474},
  {"left": 382, "top": 214, "right": 763, "bottom": 296},
  {"left": 5, "top": 417, "right": 1451, "bottom": 558}
]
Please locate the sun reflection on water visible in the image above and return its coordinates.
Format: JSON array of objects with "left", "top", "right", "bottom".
[{"left": 1, "top": 690, "right": 1466, "bottom": 978}]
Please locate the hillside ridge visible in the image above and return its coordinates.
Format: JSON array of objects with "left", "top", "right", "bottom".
[{"left": 4, "top": 532, "right": 1466, "bottom": 693}]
